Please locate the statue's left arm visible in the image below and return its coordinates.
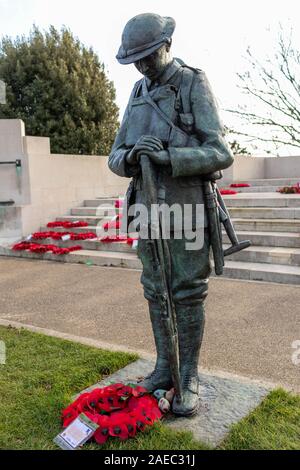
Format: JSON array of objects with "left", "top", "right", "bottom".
[{"left": 168, "top": 70, "right": 234, "bottom": 177}]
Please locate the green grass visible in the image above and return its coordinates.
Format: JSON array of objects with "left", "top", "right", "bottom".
[
  {"left": 0, "top": 325, "right": 299, "bottom": 450},
  {"left": 0, "top": 325, "right": 138, "bottom": 450},
  {"left": 220, "top": 389, "right": 300, "bottom": 450}
]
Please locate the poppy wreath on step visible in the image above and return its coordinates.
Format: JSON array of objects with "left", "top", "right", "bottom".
[
  {"left": 31, "top": 231, "right": 97, "bottom": 241},
  {"left": 100, "top": 235, "right": 138, "bottom": 246},
  {"left": 47, "top": 221, "right": 89, "bottom": 228},
  {"left": 230, "top": 183, "right": 250, "bottom": 188},
  {"left": 277, "top": 182, "right": 300, "bottom": 194},
  {"left": 62, "top": 383, "right": 162, "bottom": 445},
  {"left": 12, "top": 242, "right": 82, "bottom": 255},
  {"left": 219, "top": 189, "right": 238, "bottom": 195}
]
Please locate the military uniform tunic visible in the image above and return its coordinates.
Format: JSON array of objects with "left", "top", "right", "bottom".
[{"left": 108, "top": 59, "right": 233, "bottom": 305}]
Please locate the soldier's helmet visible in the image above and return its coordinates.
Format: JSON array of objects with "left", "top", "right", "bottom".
[{"left": 116, "top": 13, "right": 176, "bottom": 65}]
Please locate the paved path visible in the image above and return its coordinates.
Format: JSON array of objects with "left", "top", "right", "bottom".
[{"left": 0, "top": 256, "right": 299, "bottom": 392}]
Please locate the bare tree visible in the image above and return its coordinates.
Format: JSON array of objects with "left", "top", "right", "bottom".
[{"left": 227, "top": 27, "right": 300, "bottom": 154}]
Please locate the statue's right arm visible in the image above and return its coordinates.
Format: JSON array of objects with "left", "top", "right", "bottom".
[{"left": 108, "top": 85, "right": 140, "bottom": 178}]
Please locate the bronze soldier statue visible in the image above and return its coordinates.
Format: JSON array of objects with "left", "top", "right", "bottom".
[{"left": 109, "top": 13, "right": 234, "bottom": 417}]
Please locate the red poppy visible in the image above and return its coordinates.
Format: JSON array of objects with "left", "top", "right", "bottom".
[
  {"left": 219, "top": 189, "right": 238, "bottom": 195},
  {"left": 76, "top": 394, "right": 91, "bottom": 414},
  {"left": 30, "top": 244, "right": 50, "bottom": 253},
  {"left": 101, "top": 235, "right": 128, "bottom": 243},
  {"left": 71, "top": 392, "right": 90, "bottom": 408},
  {"left": 82, "top": 411, "right": 100, "bottom": 425},
  {"left": 62, "top": 405, "right": 79, "bottom": 428},
  {"left": 87, "top": 389, "right": 113, "bottom": 413},
  {"left": 70, "top": 233, "right": 97, "bottom": 240},
  {"left": 68, "top": 245, "right": 83, "bottom": 252},
  {"left": 114, "top": 200, "right": 124, "bottom": 209},
  {"left": 129, "top": 395, "right": 162, "bottom": 423},
  {"left": 103, "top": 220, "right": 121, "bottom": 230},
  {"left": 111, "top": 384, "right": 132, "bottom": 398},
  {"left": 108, "top": 413, "right": 130, "bottom": 440},
  {"left": 94, "top": 415, "right": 110, "bottom": 444},
  {"left": 126, "top": 238, "right": 139, "bottom": 246},
  {"left": 230, "top": 183, "right": 250, "bottom": 188},
  {"left": 47, "top": 221, "right": 88, "bottom": 229},
  {"left": 12, "top": 242, "right": 31, "bottom": 251},
  {"left": 132, "top": 385, "right": 147, "bottom": 397}
]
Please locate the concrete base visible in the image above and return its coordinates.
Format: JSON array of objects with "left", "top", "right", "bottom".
[{"left": 81, "top": 359, "right": 270, "bottom": 448}]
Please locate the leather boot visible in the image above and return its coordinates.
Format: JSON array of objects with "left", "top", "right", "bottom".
[
  {"left": 172, "top": 303, "right": 205, "bottom": 416},
  {"left": 138, "top": 301, "right": 173, "bottom": 392}
]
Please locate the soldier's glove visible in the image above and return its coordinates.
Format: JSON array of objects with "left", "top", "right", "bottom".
[
  {"left": 143, "top": 150, "right": 170, "bottom": 166},
  {"left": 126, "top": 135, "right": 163, "bottom": 165}
]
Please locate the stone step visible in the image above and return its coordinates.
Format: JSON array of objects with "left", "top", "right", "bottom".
[
  {"left": 216, "top": 260, "right": 300, "bottom": 285},
  {"left": 1, "top": 246, "right": 141, "bottom": 270},
  {"left": 40, "top": 224, "right": 117, "bottom": 235},
  {"left": 84, "top": 198, "right": 120, "bottom": 207},
  {"left": 231, "top": 218, "right": 300, "bottom": 232},
  {"left": 32, "top": 236, "right": 300, "bottom": 267},
  {"left": 31, "top": 237, "right": 135, "bottom": 253},
  {"left": 230, "top": 178, "right": 300, "bottom": 187},
  {"left": 3, "top": 244, "right": 300, "bottom": 285},
  {"left": 39, "top": 225, "right": 300, "bottom": 248},
  {"left": 228, "top": 207, "right": 300, "bottom": 219},
  {"left": 222, "top": 230, "right": 300, "bottom": 248},
  {"left": 88, "top": 193, "right": 300, "bottom": 208},
  {"left": 223, "top": 244, "right": 300, "bottom": 266},
  {"left": 223, "top": 193, "right": 300, "bottom": 208},
  {"left": 75, "top": 205, "right": 300, "bottom": 219},
  {"left": 69, "top": 249, "right": 141, "bottom": 269},
  {"left": 71, "top": 206, "right": 121, "bottom": 217},
  {"left": 95, "top": 197, "right": 119, "bottom": 204},
  {"left": 31, "top": 227, "right": 300, "bottom": 252},
  {"left": 223, "top": 186, "right": 280, "bottom": 193},
  {"left": 55, "top": 215, "right": 112, "bottom": 226}
]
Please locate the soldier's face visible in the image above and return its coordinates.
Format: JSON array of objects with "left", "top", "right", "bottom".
[{"left": 134, "top": 44, "right": 172, "bottom": 81}]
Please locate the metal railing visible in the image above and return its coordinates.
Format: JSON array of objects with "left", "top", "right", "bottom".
[
  {"left": 0, "top": 159, "right": 21, "bottom": 167},
  {"left": 0, "top": 159, "right": 21, "bottom": 205}
]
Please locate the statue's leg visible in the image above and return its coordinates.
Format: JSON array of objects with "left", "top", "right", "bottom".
[
  {"left": 172, "top": 302, "right": 205, "bottom": 416},
  {"left": 171, "top": 228, "right": 212, "bottom": 416},
  {"left": 137, "top": 238, "right": 173, "bottom": 392},
  {"left": 138, "top": 300, "right": 173, "bottom": 391}
]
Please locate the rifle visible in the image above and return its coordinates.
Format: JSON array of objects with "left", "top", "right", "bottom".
[
  {"left": 140, "top": 154, "right": 183, "bottom": 403},
  {"left": 203, "top": 172, "right": 251, "bottom": 274},
  {"left": 215, "top": 184, "right": 251, "bottom": 256}
]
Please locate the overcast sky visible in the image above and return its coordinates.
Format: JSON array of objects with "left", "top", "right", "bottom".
[{"left": 0, "top": 0, "right": 299, "bottom": 154}]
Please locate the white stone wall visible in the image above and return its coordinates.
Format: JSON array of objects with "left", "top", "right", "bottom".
[
  {"left": 0, "top": 119, "right": 129, "bottom": 238},
  {"left": 222, "top": 154, "right": 300, "bottom": 184}
]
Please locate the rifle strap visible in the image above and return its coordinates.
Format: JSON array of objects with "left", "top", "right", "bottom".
[{"left": 179, "top": 66, "right": 195, "bottom": 115}]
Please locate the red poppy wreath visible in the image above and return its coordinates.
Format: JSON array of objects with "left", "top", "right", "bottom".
[{"left": 61, "top": 383, "right": 163, "bottom": 445}]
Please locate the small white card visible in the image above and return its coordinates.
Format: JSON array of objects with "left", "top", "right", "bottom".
[
  {"left": 26, "top": 234, "right": 33, "bottom": 241},
  {"left": 132, "top": 240, "right": 139, "bottom": 250},
  {"left": 54, "top": 413, "right": 99, "bottom": 450},
  {"left": 61, "top": 235, "right": 71, "bottom": 241}
]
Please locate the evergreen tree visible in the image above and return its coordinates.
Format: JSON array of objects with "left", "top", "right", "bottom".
[{"left": 0, "top": 25, "right": 119, "bottom": 155}]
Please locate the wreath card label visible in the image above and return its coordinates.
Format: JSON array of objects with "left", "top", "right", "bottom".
[{"left": 54, "top": 413, "right": 99, "bottom": 450}]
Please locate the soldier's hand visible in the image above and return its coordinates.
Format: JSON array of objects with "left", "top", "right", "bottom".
[
  {"left": 141, "top": 150, "right": 171, "bottom": 166},
  {"left": 126, "top": 136, "right": 163, "bottom": 165}
]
